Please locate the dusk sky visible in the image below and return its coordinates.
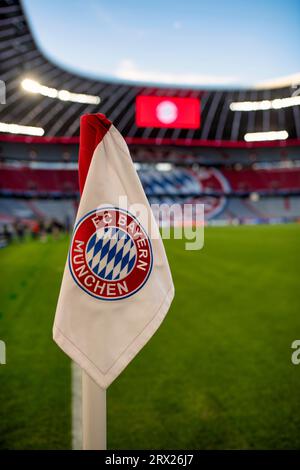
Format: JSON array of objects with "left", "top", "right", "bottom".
[{"left": 22, "top": 0, "right": 300, "bottom": 87}]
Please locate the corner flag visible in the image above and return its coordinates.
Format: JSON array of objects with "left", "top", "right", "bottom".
[{"left": 53, "top": 114, "right": 174, "bottom": 389}]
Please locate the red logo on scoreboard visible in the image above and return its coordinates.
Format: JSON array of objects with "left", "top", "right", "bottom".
[{"left": 136, "top": 96, "right": 200, "bottom": 129}]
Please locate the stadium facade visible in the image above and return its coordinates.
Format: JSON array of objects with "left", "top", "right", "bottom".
[{"left": 0, "top": 0, "right": 300, "bottom": 232}]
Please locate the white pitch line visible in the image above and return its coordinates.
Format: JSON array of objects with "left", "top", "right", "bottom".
[{"left": 72, "top": 361, "right": 82, "bottom": 450}]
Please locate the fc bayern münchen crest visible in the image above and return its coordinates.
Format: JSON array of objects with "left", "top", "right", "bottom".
[{"left": 69, "top": 207, "right": 153, "bottom": 300}]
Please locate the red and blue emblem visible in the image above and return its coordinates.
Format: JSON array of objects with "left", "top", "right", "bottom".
[{"left": 69, "top": 207, "right": 153, "bottom": 300}]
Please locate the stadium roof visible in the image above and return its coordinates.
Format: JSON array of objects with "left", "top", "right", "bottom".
[{"left": 0, "top": 0, "right": 299, "bottom": 145}]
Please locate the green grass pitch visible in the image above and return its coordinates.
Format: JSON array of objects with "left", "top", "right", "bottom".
[{"left": 0, "top": 224, "right": 300, "bottom": 449}]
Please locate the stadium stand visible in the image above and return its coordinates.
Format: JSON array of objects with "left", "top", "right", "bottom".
[
  {"left": 222, "top": 168, "right": 300, "bottom": 193},
  {"left": 1, "top": 165, "right": 300, "bottom": 196},
  {"left": 0, "top": 197, "right": 76, "bottom": 224},
  {"left": 0, "top": 0, "right": 300, "bottom": 231}
]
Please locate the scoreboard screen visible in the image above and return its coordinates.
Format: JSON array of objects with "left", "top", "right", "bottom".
[{"left": 135, "top": 95, "right": 200, "bottom": 129}]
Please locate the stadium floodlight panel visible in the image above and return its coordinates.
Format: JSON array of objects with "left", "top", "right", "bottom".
[
  {"left": 244, "top": 130, "right": 289, "bottom": 142},
  {"left": 21, "top": 78, "right": 101, "bottom": 105},
  {"left": 0, "top": 121, "right": 45, "bottom": 136},
  {"left": 230, "top": 95, "right": 300, "bottom": 111}
]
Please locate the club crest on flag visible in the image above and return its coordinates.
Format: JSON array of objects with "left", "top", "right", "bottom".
[{"left": 69, "top": 207, "right": 153, "bottom": 301}]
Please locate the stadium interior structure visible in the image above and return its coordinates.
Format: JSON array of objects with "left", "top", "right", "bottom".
[{"left": 1, "top": 0, "right": 300, "bottom": 236}]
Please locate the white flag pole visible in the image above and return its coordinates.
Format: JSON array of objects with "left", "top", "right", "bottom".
[{"left": 82, "top": 370, "right": 107, "bottom": 450}]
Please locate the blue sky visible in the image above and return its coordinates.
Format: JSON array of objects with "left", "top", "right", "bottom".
[{"left": 22, "top": 0, "right": 300, "bottom": 87}]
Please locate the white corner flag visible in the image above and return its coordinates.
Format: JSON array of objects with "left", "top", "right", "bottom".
[{"left": 53, "top": 114, "right": 174, "bottom": 389}]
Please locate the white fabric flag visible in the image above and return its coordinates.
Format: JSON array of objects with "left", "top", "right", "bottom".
[{"left": 53, "top": 114, "right": 174, "bottom": 389}]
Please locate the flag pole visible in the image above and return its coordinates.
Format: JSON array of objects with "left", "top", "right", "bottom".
[
  {"left": 82, "top": 370, "right": 107, "bottom": 450},
  {"left": 79, "top": 115, "right": 108, "bottom": 451}
]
